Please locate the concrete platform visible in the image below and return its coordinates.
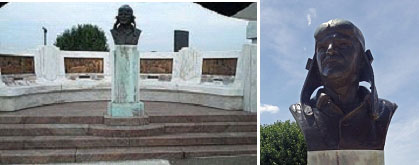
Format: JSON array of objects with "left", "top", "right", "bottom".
[
  {"left": 0, "top": 101, "right": 254, "bottom": 120},
  {"left": 0, "top": 101, "right": 256, "bottom": 164}
]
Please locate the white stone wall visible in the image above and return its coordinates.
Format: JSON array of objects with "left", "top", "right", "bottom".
[
  {"left": 201, "top": 50, "right": 240, "bottom": 59},
  {"left": 33, "top": 46, "right": 243, "bottom": 84},
  {"left": 59, "top": 50, "right": 110, "bottom": 78},
  {"left": 0, "top": 45, "right": 257, "bottom": 112},
  {"left": 241, "top": 44, "right": 257, "bottom": 113},
  {"left": 37, "top": 46, "right": 60, "bottom": 81},
  {"left": 172, "top": 48, "right": 203, "bottom": 83},
  {"left": 247, "top": 21, "right": 257, "bottom": 44},
  {"left": 0, "top": 68, "right": 5, "bottom": 87}
]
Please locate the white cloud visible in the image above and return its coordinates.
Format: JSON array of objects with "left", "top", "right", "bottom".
[
  {"left": 261, "top": 5, "right": 309, "bottom": 82},
  {"left": 260, "top": 104, "right": 280, "bottom": 114},
  {"left": 306, "top": 8, "right": 316, "bottom": 26},
  {"left": 306, "top": 14, "right": 312, "bottom": 26},
  {"left": 385, "top": 113, "right": 419, "bottom": 164}
]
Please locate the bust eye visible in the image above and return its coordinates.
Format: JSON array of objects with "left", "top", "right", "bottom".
[
  {"left": 337, "top": 41, "right": 351, "bottom": 48},
  {"left": 317, "top": 46, "right": 326, "bottom": 52}
]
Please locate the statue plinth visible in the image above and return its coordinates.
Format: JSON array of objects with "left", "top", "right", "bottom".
[
  {"left": 108, "top": 45, "right": 144, "bottom": 117},
  {"left": 308, "top": 150, "right": 384, "bottom": 165}
]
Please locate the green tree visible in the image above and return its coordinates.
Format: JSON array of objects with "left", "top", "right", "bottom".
[
  {"left": 261, "top": 120, "right": 307, "bottom": 165},
  {"left": 55, "top": 24, "right": 109, "bottom": 51}
]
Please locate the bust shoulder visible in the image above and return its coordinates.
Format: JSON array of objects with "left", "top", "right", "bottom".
[
  {"left": 376, "top": 98, "right": 397, "bottom": 122},
  {"left": 134, "top": 28, "right": 142, "bottom": 36}
]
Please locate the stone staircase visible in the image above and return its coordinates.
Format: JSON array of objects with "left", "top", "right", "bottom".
[{"left": 0, "top": 101, "right": 257, "bottom": 164}]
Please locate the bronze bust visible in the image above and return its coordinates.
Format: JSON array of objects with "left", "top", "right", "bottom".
[
  {"left": 290, "top": 19, "right": 397, "bottom": 151},
  {"left": 111, "top": 5, "right": 141, "bottom": 45}
]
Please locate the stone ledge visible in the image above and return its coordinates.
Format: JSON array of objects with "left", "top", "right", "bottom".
[
  {"left": 0, "top": 80, "right": 242, "bottom": 97},
  {"left": 0, "top": 114, "right": 256, "bottom": 124},
  {"left": 104, "top": 114, "right": 149, "bottom": 126},
  {"left": 0, "top": 132, "right": 256, "bottom": 150},
  {"left": 88, "top": 124, "right": 165, "bottom": 137},
  {"left": 0, "top": 122, "right": 256, "bottom": 137},
  {"left": 308, "top": 150, "right": 384, "bottom": 165},
  {"left": 0, "top": 82, "right": 243, "bottom": 111},
  {"left": 0, "top": 145, "right": 256, "bottom": 164}
]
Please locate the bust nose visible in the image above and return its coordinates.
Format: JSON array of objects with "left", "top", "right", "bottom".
[{"left": 326, "top": 43, "right": 337, "bottom": 55}]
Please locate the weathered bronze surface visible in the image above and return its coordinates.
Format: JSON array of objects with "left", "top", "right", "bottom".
[
  {"left": 64, "top": 58, "right": 104, "bottom": 73},
  {"left": 290, "top": 19, "right": 397, "bottom": 151},
  {"left": 111, "top": 5, "right": 141, "bottom": 45},
  {"left": 202, "top": 58, "right": 237, "bottom": 76},
  {"left": 0, "top": 55, "right": 34, "bottom": 74},
  {"left": 140, "top": 59, "right": 173, "bottom": 74}
]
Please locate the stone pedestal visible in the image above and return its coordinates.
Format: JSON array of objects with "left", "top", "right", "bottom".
[
  {"left": 172, "top": 48, "right": 202, "bottom": 84},
  {"left": 108, "top": 45, "right": 144, "bottom": 117},
  {"left": 246, "top": 21, "right": 257, "bottom": 44},
  {"left": 308, "top": 150, "right": 384, "bottom": 165},
  {"left": 0, "top": 69, "right": 5, "bottom": 87},
  {"left": 236, "top": 44, "right": 257, "bottom": 113},
  {"left": 37, "top": 46, "right": 60, "bottom": 81}
]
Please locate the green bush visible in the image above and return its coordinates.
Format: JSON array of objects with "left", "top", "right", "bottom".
[
  {"left": 261, "top": 120, "right": 307, "bottom": 165},
  {"left": 55, "top": 24, "right": 109, "bottom": 51}
]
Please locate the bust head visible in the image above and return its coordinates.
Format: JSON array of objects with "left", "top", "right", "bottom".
[
  {"left": 111, "top": 4, "right": 141, "bottom": 45},
  {"left": 314, "top": 19, "right": 365, "bottom": 82},
  {"left": 117, "top": 5, "right": 135, "bottom": 25},
  {"left": 114, "top": 5, "right": 136, "bottom": 30},
  {"left": 301, "top": 19, "right": 376, "bottom": 108},
  {"left": 291, "top": 19, "right": 397, "bottom": 151}
]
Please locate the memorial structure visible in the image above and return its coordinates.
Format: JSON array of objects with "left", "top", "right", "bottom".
[
  {"left": 290, "top": 19, "right": 397, "bottom": 165},
  {"left": 0, "top": 3, "right": 257, "bottom": 164},
  {"left": 108, "top": 4, "right": 144, "bottom": 117}
]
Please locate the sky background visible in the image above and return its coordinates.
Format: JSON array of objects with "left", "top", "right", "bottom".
[
  {"left": 0, "top": 2, "right": 250, "bottom": 53},
  {"left": 261, "top": 0, "right": 419, "bottom": 164}
]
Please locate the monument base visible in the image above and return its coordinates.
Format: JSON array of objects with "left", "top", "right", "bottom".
[
  {"left": 308, "top": 150, "right": 384, "bottom": 165},
  {"left": 108, "top": 102, "right": 144, "bottom": 117},
  {"left": 104, "top": 113, "right": 149, "bottom": 126}
]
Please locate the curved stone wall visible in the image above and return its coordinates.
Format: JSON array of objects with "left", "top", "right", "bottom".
[{"left": 0, "top": 81, "right": 243, "bottom": 112}]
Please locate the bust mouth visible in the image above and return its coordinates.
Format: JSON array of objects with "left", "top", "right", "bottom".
[
  {"left": 322, "top": 55, "right": 343, "bottom": 67},
  {"left": 119, "top": 19, "right": 130, "bottom": 24}
]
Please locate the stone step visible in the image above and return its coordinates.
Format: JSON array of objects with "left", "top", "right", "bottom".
[
  {"left": 0, "top": 122, "right": 257, "bottom": 136},
  {"left": 0, "top": 132, "right": 256, "bottom": 150},
  {"left": 89, "top": 124, "right": 166, "bottom": 137},
  {"left": 0, "top": 124, "right": 89, "bottom": 136},
  {"left": 164, "top": 122, "right": 257, "bottom": 133},
  {"left": 0, "top": 114, "right": 256, "bottom": 124},
  {"left": 0, "top": 115, "right": 104, "bottom": 124},
  {"left": 149, "top": 114, "right": 257, "bottom": 123},
  {"left": 0, "top": 145, "right": 257, "bottom": 164}
]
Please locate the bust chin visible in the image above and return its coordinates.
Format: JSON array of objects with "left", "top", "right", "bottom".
[{"left": 111, "top": 27, "right": 141, "bottom": 45}]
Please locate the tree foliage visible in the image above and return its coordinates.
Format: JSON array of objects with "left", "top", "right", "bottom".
[
  {"left": 261, "top": 120, "right": 307, "bottom": 165},
  {"left": 55, "top": 24, "right": 109, "bottom": 51}
]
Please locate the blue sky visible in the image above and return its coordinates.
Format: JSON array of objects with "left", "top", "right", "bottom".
[
  {"left": 0, "top": 2, "right": 249, "bottom": 52},
  {"left": 261, "top": 0, "right": 419, "bottom": 164}
]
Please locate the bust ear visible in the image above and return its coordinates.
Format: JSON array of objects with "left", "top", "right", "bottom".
[
  {"left": 300, "top": 53, "right": 322, "bottom": 106},
  {"left": 365, "top": 49, "right": 373, "bottom": 64},
  {"left": 306, "top": 58, "right": 313, "bottom": 70}
]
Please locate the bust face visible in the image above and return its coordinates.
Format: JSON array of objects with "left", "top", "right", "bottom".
[
  {"left": 117, "top": 7, "right": 133, "bottom": 25},
  {"left": 315, "top": 32, "right": 362, "bottom": 80}
]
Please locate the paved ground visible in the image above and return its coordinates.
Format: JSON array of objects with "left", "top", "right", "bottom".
[
  {"left": 51, "top": 159, "right": 170, "bottom": 165},
  {"left": 0, "top": 101, "right": 252, "bottom": 117},
  {"left": 48, "top": 155, "right": 258, "bottom": 165}
]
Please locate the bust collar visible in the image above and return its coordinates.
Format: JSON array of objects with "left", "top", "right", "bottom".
[{"left": 314, "top": 86, "right": 371, "bottom": 121}]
